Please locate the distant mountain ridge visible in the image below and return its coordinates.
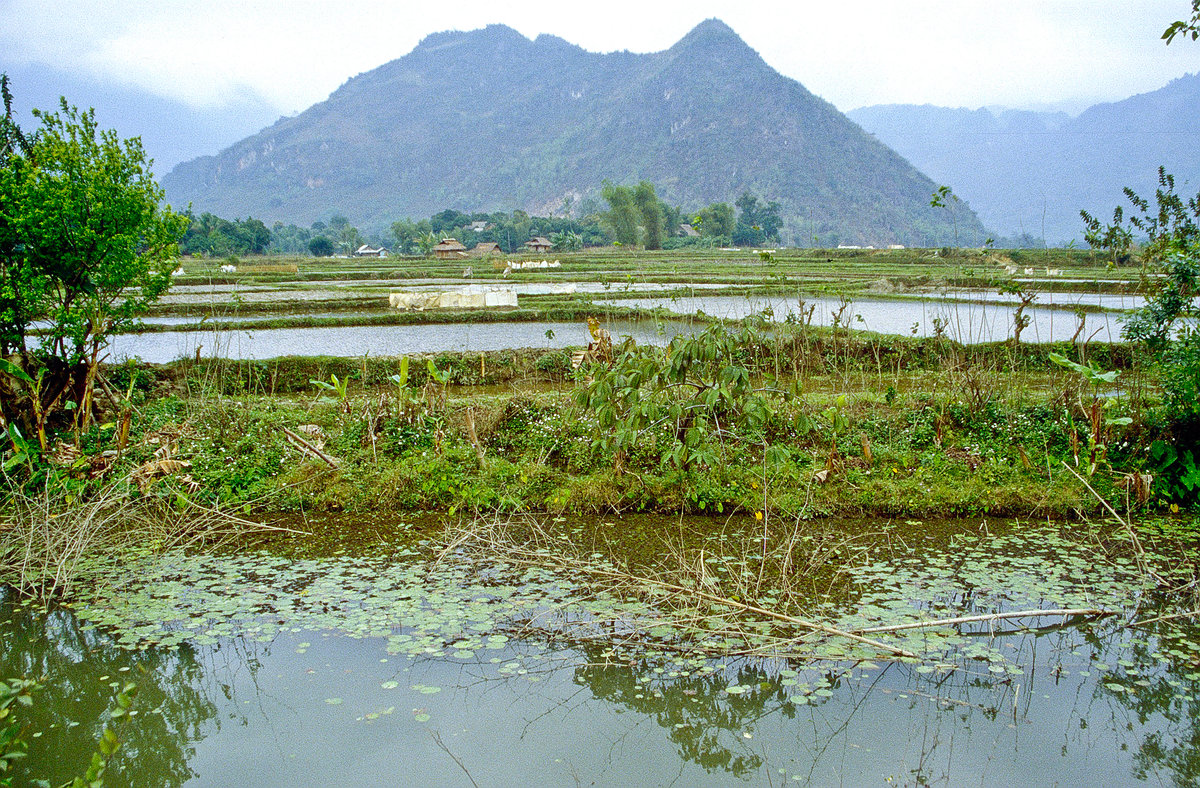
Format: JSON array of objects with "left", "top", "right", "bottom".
[
  {"left": 3, "top": 61, "right": 280, "bottom": 174},
  {"left": 849, "top": 74, "right": 1200, "bottom": 243},
  {"left": 162, "top": 20, "right": 987, "bottom": 246}
]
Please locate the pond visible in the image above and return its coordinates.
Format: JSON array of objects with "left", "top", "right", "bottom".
[
  {"left": 598, "top": 294, "right": 1128, "bottom": 344},
  {"left": 5, "top": 514, "right": 1200, "bottom": 786}
]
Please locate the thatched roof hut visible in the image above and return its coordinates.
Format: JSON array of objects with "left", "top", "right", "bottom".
[
  {"left": 432, "top": 238, "right": 467, "bottom": 259},
  {"left": 468, "top": 242, "right": 501, "bottom": 257}
]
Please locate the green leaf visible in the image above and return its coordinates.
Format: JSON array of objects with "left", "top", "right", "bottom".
[{"left": 0, "top": 359, "right": 35, "bottom": 386}]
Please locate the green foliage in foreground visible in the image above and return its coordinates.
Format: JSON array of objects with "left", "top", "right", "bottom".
[
  {"left": 1083, "top": 163, "right": 1200, "bottom": 504},
  {"left": 44, "top": 344, "right": 1165, "bottom": 520},
  {"left": 576, "top": 318, "right": 787, "bottom": 473},
  {"left": 0, "top": 316, "right": 1191, "bottom": 529},
  {"left": 0, "top": 76, "right": 186, "bottom": 461}
]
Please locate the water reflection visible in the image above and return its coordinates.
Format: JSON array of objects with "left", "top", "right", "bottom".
[
  {"left": 0, "top": 596, "right": 218, "bottom": 787},
  {"left": 3, "top": 568, "right": 1200, "bottom": 784},
  {"left": 569, "top": 621, "right": 1200, "bottom": 786}
]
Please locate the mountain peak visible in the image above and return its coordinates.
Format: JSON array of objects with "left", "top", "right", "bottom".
[
  {"left": 674, "top": 18, "right": 744, "bottom": 49},
  {"left": 669, "top": 18, "right": 761, "bottom": 68},
  {"left": 163, "top": 20, "right": 983, "bottom": 246},
  {"left": 687, "top": 18, "right": 738, "bottom": 37},
  {"left": 415, "top": 24, "right": 528, "bottom": 52}
]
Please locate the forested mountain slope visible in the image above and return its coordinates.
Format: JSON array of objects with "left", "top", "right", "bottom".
[
  {"left": 163, "top": 20, "right": 987, "bottom": 246},
  {"left": 849, "top": 74, "right": 1200, "bottom": 243}
]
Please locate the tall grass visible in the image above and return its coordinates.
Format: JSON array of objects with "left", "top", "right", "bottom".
[{"left": 0, "top": 474, "right": 267, "bottom": 599}]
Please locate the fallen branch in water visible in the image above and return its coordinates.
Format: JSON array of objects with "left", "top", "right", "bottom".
[
  {"left": 1129, "top": 609, "right": 1200, "bottom": 628},
  {"left": 855, "top": 607, "right": 1113, "bottom": 635},
  {"left": 468, "top": 539, "right": 918, "bottom": 659}
]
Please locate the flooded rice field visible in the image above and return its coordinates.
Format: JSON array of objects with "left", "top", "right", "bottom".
[
  {"left": 598, "top": 294, "right": 1127, "bottom": 344},
  {"left": 104, "top": 320, "right": 685, "bottom": 364},
  {"left": 157, "top": 280, "right": 738, "bottom": 307},
  {"left": 109, "top": 286, "right": 1139, "bottom": 361}
]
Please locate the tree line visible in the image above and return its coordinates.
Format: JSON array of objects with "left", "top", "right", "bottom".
[{"left": 179, "top": 183, "right": 783, "bottom": 258}]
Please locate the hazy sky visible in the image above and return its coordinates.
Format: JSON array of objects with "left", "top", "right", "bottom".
[{"left": 2, "top": 0, "right": 1198, "bottom": 115}]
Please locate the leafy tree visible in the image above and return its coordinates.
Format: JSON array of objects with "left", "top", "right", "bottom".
[
  {"left": 1083, "top": 174, "right": 1200, "bottom": 500},
  {"left": 1083, "top": 168, "right": 1200, "bottom": 265},
  {"left": 1081, "top": 1, "right": 1200, "bottom": 508},
  {"left": 550, "top": 230, "right": 583, "bottom": 251},
  {"left": 178, "top": 212, "right": 273, "bottom": 257},
  {"left": 430, "top": 209, "right": 470, "bottom": 236},
  {"left": 0, "top": 77, "right": 43, "bottom": 365},
  {"left": 732, "top": 192, "right": 782, "bottom": 246},
  {"left": 267, "top": 221, "right": 313, "bottom": 254},
  {"left": 1164, "top": 0, "right": 1200, "bottom": 43},
  {"left": 308, "top": 236, "right": 334, "bottom": 256},
  {"left": 929, "top": 185, "right": 961, "bottom": 250},
  {"left": 601, "top": 182, "right": 640, "bottom": 246},
  {"left": 391, "top": 218, "right": 432, "bottom": 254},
  {"left": 659, "top": 201, "right": 683, "bottom": 238},
  {"left": 1080, "top": 204, "right": 1134, "bottom": 264},
  {"left": 416, "top": 231, "right": 439, "bottom": 256},
  {"left": 634, "top": 181, "right": 664, "bottom": 250},
  {"left": 237, "top": 217, "right": 271, "bottom": 254},
  {"left": 0, "top": 84, "right": 186, "bottom": 448},
  {"left": 694, "top": 203, "right": 735, "bottom": 237},
  {"left": 336, "top": 224, "right": 364, "bottom": 255}
]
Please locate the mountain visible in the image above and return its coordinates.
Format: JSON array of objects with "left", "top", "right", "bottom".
[
  {"left": 849, "top": 74, "right": 1200, "bottom": 244},
  {"left": 2, "top": 61, "right": 280, "bottom": 175},
  {"left": 162, "top": 20, "right": 987, "bottom": 247}
]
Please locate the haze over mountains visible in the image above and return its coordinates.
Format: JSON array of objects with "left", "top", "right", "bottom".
[
  {"left": 849, "top": 73, "right": 1200, "bottom": 244},
  {"left": 16, "top": 15, "right": 1182, "bottom": 249},
  {"left": 3, "top": 61, "right": 280, "bottom": 175},
  {"left": 161, "top": 20, "right": 985, "bottom": 247}
]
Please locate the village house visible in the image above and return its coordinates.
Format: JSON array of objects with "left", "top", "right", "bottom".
[
  {"left": 678, "top": 223, "right": 700, "bottom": 238},
  {"left": 524, "top": 236, "right": 553, "bottom": 253},
  {"left": 432, "top": 238, "right": 468, "bottom": 259},
  {"left": 354, "top": 244, "right": 389, "bottom": 258},
  {"left": 468, "top": 242, "right": 501, "bottom": 257}
]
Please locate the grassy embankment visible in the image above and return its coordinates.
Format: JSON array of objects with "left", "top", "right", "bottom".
[
  {"left": 67, "top": 321, "right": 1153, "bottom": 523},
  {"left": 4, "top": 246, "right": 1180, "bottom": 601}
]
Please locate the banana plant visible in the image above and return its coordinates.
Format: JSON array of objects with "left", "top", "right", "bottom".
[
  {"left": 0, "top": 358, "right": 51, "bottom": 454},
  {"left": 1049, "top": 352, "right": 1131, "bottom": 475},
  {"left": 309, "top": 373, "right": 351, "bottom": 413}
]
